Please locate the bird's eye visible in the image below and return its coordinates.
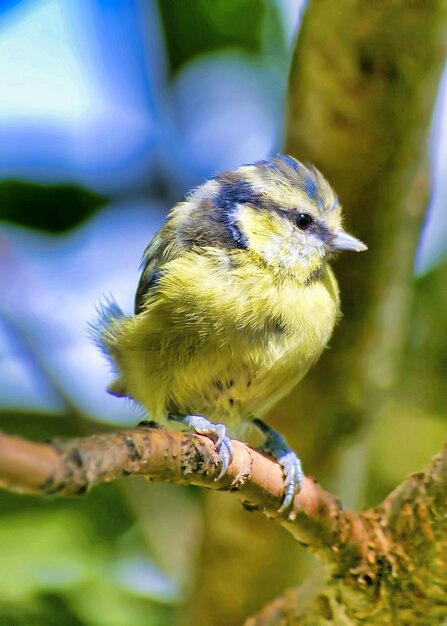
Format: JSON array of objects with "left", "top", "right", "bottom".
[{"left": 295, "top": 213, "right": 313, "bottom": 230}]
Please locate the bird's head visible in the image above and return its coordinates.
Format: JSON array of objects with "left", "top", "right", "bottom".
[{"left": 206, "top": 155, "right": 367, "bottom": 283}]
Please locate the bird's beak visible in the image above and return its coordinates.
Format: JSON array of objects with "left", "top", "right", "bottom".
[{"left": 333, "top": 229, "right": 367, "bottom": 252}]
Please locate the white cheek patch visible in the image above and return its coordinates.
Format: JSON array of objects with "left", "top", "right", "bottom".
[
  {"left": 299, "top": 233, "right": 326, "bottom": 261},
  {"left": 262, "top": 234, "right": 284, "bottom": 265},
  {"left": 285, "top": 223, "right": 324, "bottom": 267},
  {"left": 272, "top": 232, "right": 326, "bottom": 271}
]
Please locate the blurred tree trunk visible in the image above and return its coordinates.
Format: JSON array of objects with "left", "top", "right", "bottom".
[
  {"left": 187, "top": 2, "right": 447, "bottom": 625},
  {"left": 280, "top": 0, "right": 446, "bottom": 475}
]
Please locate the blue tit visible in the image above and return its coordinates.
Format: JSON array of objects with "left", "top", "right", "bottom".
[{"left": 93, "top": 155, "right": 366, "bottom": 510}]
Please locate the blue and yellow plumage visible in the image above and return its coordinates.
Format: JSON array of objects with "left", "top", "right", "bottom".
[{"left": 94, "top": 155, "right": 366, "bottom": 509}]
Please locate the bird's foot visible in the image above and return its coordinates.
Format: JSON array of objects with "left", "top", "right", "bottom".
[
  {"left": 169, "top": 413, "right": 234, "bottom": 480},
  {"left": 253, "top": 418, "right": 303, "bottom": 513}
]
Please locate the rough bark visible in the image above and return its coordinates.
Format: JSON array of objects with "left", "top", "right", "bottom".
[{"left": 246, "top": 448, "right": 447, "bottom": 625}]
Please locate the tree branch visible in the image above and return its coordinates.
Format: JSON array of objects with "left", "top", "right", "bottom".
[
  {"left": 0, "top": 423, "right": 375, "bottom": 566},
  {"left": 1, "top": 426, "right": 446, "bottom": 622},
  {"left": 0, "top": 424, "right": 346, "bottom": 554}
]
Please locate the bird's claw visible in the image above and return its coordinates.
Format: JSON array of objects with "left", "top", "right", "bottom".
[
  {"left": 253, "top": 418, "right": 303, "bottom": 513},
  {"left": 174, "top": 414, "right": 234, "bottom": 480},
  {"left": 276, "top": 449, "right": 303, "bottom": 513},
  {"left": 214, "top": 435, "right": 233, "bottom": 480}
]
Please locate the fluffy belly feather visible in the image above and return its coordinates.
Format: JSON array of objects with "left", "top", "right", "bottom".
[
  {"left": 139, "top": 288, "right": 336, "bottom": 429},
  {"left": 114, "top": 264, "right": 340, "bottom": 431},
  {"left": 164, "top": 339, "right": 315, "bottom": 429}
]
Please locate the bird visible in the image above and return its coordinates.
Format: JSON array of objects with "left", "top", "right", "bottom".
[{"left": 93, "top": 155, "right": 367, "bottom": 511}]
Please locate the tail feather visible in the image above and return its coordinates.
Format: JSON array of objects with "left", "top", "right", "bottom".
[{"left": 88, "top": 297, "right": 126, "bottom": 372}]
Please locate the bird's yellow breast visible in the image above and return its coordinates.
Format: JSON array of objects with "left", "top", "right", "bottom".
[{"left": 114, "top": 249, "right": 340, "bottom": 432}]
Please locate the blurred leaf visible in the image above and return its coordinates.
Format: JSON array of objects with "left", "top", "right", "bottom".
[
  {"left": 72, "top": 581, "right": 174, "bottom": 626},
  {"left": 0, "top": 411, "right": 110, "bottom": 441},
  {"left": 0, "top": 494, "right": 180, "bottom": 625},
  {"left": 0, "top": 596, "right": 84, "bottom": 626},
  {"left": 0, "top": 482, "right": 134, "bottom": 543},
  {"left": 0, "top": 510, "right": 94, "bottom": 601},
  {"left": 0, "top": 181, "right": 107, "bottom": 232},
  {"left": 158, "top": 0, "right": 271, "bottom": 74}
]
